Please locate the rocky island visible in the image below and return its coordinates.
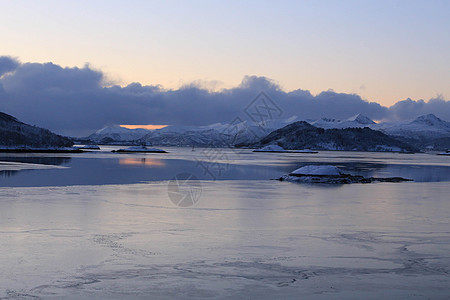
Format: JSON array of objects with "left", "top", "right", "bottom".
[{"left": 279, "top": 165, "right": 412, "bottom": 184}]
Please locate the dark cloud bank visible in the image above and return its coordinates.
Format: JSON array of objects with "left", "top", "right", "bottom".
[{"left": 1, "top": 56, "right": 449, "bottom": 136}]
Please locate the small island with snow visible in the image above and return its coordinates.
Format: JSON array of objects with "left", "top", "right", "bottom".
[
  {"left": 253, "top": 145, "right": 318, "bottom": 153},
  {"left": 79, "top": 144, "right": 101, "bottom": 150},
  {"left": 279, "top": 165, "right": 412, "bottom": 184},
  {"left": 111, "top": 145, "right": 168, "bottom": 153},
  {"left": 437, "top": 150, "right": 450, "bottom": 156}
]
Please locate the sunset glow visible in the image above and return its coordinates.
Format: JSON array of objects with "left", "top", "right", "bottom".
[
  {"left": 120, "top": 125, "right": 168, "bottom": 130},
  {"left": 2, "top": 1, "right": 449, "bottom": 106}
]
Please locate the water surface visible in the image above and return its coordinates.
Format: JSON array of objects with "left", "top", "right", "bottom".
[
  {"left": 1, "top": 147, "right": 450, "bottom": 186},
  {"left": 0, "top": 148, "right": 449, "bottom": 299}
]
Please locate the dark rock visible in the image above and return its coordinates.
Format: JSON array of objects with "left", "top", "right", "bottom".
[{"left": 0, "top": 111, "right": 73, "bottom": 148}]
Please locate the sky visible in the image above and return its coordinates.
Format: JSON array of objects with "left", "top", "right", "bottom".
[{"left": 1, "top": 0, "right": 450, "bottom": 136}]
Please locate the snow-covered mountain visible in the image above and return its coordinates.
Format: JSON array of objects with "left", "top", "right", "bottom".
[
  {"left": 86, "top": 126, "right": 151, "bottom": 143},
  {"left": 141, "top": 121, "right": 279, "bottom": 146},
  {"left": 250, "top": 121, "right": 416, "bottom": 152},
  {"left": 307, "top": 113, "right": 450, "bottom": 150},
  {"left": 310, "top": 114, "right": 376, "bottom": 129},
  {"left": 309, "top": 113, "right": 450, "bottom": 139},
  {"left": 84, "top": 113, "right": 450, "bottom": 150},
  {"left": 376, "top": 114, "right": 450, "bottom": 139},
  {"left": 85, "top": 118, "right": 296, "bottom": 146}
]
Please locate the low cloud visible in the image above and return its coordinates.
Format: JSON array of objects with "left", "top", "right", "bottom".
[
  {"left": 387, "top": 97, "right": 450, "bottom": 121},
  {"left": 0, "top": 56, "right": 449, "bottom": 136},
  {"left": 0, "top": 56, "right": 19, "bottom": 77}
]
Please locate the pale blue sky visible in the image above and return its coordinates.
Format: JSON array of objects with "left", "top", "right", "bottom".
[{"left": 1, "top": 0, "right": 449, "bottom": 105}]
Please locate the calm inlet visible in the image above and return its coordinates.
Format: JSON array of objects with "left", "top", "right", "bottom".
[{"left": 0, "top": 148, "right": 449, "bottom": 299}]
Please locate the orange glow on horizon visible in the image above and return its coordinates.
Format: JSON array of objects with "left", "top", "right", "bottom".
[{"left": 120, "top": 124, "right": 168, "bottom": 130}]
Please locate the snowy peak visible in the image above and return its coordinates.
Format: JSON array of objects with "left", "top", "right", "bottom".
[
  {"left": 84, "top": 113, "right": 450, "bottom": 150},
  {"left": 94, "top": 126, "right": 150, "bottom": 135},
  {"left": 86, "top": 117, "right": 300, "bottom": 146},
  {"left": 347, "top": 114, "right": 375, "bottom": 125},
  {"left": 309, "top": 118, "right": 340, "bottom": 128},
  {"left": 254, "top": 123, "right": 416, "bottom": 152},
  {"left": 377, "top": 114, "right": 450, "bottom": 143},
  {"left": 88, "top": 126, "right": 151, "bottom": 142},
  {"left": 310, "top": 114, "right": 375, "bottom": 129},
  {"left": 410, "top": 114, "right": 450, "bottom": 128},
  {"left": 158, "top": 123, "right": 229, "bottom": 134},
  {"left": 94, "top": 125, "right": 122, "bottom": 134}
]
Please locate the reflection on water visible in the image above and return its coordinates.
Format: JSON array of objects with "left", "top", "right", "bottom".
[
  {"left": 0, "top": 156, "right": 71, "bottom": 179},
  {"left": 1, "top": 149, "right": 449, "bottom": 299},
  {"left": 119, "top": 158, "right": 165, "bottom": 167},
  {"left": 0, "top": 157, "right": 273, "bottom": 187},
  {"left": 0, "top": 156, "right": 71, "bottom": 166},
  {"left": 0, "top": 150, "right": 450, "bottom": 187},
  {"left": 0, "top": 170, "right": 18, "bottom": 177},
  {"left": 1, "top": 180, "right": 449, "bottom": 298}
]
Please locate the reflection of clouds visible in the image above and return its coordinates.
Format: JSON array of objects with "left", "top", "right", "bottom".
[{"left": 119, "top": 158, "right": 165, "bottom": 167}]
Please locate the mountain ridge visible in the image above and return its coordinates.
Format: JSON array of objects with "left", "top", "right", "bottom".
[
  {"left": 245, "top": 121, "right": 417, "bottom": 152},
  {"left": 0, "top": 112, "right": 73, "bottom": 148},
  {"left": 81, "top": 113, "right": 450, "bottom": 150}
]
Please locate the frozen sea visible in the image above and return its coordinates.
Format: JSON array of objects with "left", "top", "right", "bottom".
[{"left": 0, "top": 147, "right": 449, "bottom": 299}]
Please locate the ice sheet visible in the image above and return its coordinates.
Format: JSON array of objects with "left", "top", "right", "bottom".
[{"left": 1, "top": 180, "right": 449, "bottom": 299}]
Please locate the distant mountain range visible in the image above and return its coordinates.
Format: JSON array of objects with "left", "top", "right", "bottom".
[
  {"left": 0, "top": 112, "right": 73, "bottom": 148},
  {"left": 2, "top": 108, "right": 447, "bottom": 152},
  {"left": 86, "top": 125, "right": 151, "bottom": 144},
  {"left": 309, "top": 113, "right": 450, "bottom": 150},
  {"left": 310, "top": 113, "right": 450, "bottom": 137},
  {"left": 83, "top": 120, "right": 281, "bottom": 147},
  {"left": 81, "top": 113, "right": 450, "bottom": 151}
]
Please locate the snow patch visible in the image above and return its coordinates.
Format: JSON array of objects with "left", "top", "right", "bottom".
[
  {"left": 112, "top": 146, "right": 167, "bottom": 153},
  {"left": 254, "top": 145, "right": 318, "bottom": 153},
  {"left": 254, "top": 145, "right": 287, "bottom": 152},
  {"left": 79, "top": 145, "right": 100, "bottom": 150},
  {"left": 291, "top": 165, "right": 342, "bottom": 176}
]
